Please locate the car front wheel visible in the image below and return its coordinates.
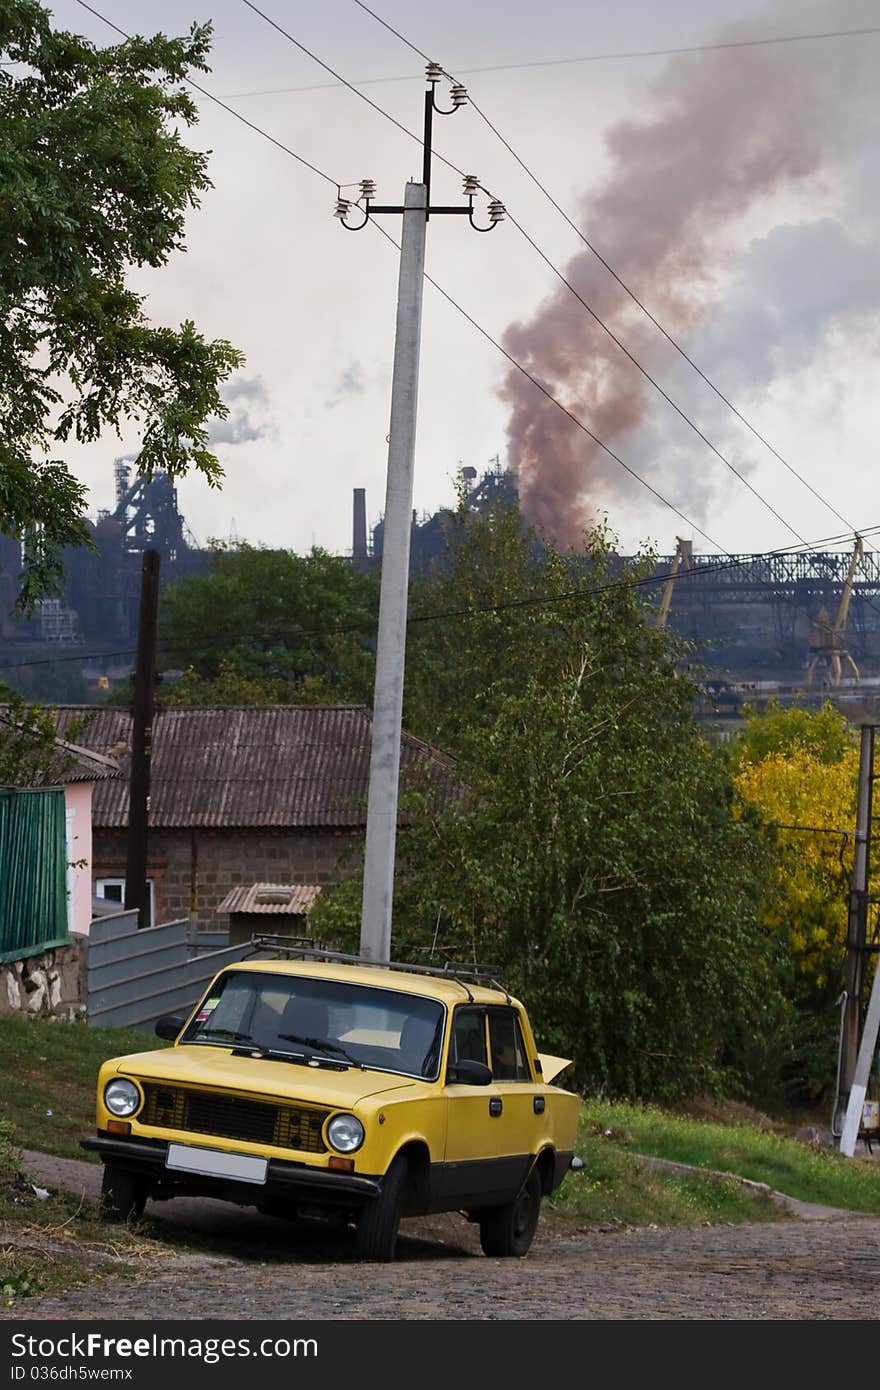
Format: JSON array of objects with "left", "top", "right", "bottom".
[
  {"left": 354, "top": 1153, "right": 408, "bottom": 1262},
  {"left": 100, "top": 1165, "right": 146, "bottom": 1222},
  {"left": 478, "top": 1169, "right": 541, "bottom": 1257}
]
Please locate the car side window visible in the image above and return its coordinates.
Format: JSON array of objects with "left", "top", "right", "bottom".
[
  {"left": 488, "top": 1009, "right": 531, "bottom": 1081},
  {"left": 450, "top": 1007, "right": 487, "bottom": 1066}
]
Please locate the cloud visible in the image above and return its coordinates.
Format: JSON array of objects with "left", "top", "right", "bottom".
[
  {"left": 207, "top": 374, "right": 273, "bottom": 446},
  {"left": 326, "top": 361, "right": 366, "bottom": 409}
]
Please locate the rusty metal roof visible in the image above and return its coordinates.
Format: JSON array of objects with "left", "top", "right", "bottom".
[
  {"left": 49, "top": 705, "right": 457, "bottom": 830},
  {"left": 217, "top": 883, "right": 321, "bottom": 915}
]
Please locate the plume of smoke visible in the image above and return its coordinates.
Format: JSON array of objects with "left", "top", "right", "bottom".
[
  {"left": 501, "top": 7, "right": 876, "bottom": 547},
  {"left": 208, "top": 374, "right": 272, "bottom": 446}
]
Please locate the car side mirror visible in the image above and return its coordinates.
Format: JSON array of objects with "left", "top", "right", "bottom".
[
  {"left": 155, "top": 1014, "right": 185, "bottom": 1041},
  {"left": 446, "top": 1059, "right": 493, "bottom": 1086}
]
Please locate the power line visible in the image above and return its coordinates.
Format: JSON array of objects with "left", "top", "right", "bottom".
[
  {"left": 222, "top": 22, "right": 880, "bottom": 97},
  {"left": 352, "top": 0, "right": 867, "bottom": 550}
]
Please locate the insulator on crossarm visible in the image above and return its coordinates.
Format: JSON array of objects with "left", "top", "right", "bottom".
[
  {"left": 488, "top": 199, "right": 506, "bottom": 224},
  {"left": 359, "top": 178, "right": 376, "bottom": 201},
  {"left": 450, "top": 84, "right": 468, "bottom": 107},
  {"left": 463, "top": 173, "right": 480, "bottom": 195},
  {"left": 334, "top": 197, "right": 352, "bottom": 219},
  {"left": 425, "top": 61, "right": 443, "bottom": 82}
]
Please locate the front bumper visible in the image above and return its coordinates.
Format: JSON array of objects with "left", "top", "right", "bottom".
[{"left": 81, "top": 1133, "right": 381, "bottom": 1207}]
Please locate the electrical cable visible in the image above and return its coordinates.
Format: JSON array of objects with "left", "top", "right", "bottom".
[{"left": 223, "top": 21, "right": 880, "bottom": 97}]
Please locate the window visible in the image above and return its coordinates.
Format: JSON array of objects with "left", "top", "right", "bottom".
[
  {"left": 488, "top": 1009, "right": 531, "bottom": 1082},
  {"left": 449, "top": 1007, "right": 487, "bottom": 1066},
  {"left": 95, "top": 877, "right": 155, "bottom": 928}
]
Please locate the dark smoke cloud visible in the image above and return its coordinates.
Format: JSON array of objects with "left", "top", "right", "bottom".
[
  {"left": 208, "top": 374, "right": 272, "bottom": 446},
  {"left": 501, "top": 4, "right": 877, "bottom": 547}
]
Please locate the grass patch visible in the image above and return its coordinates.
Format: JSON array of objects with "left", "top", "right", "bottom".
[
  {"left": 581, "top": 1099, "right": 880, "bottom": 1213},
  {"left": 547, "top": 1124, "right": 785, "bottom": 1230},
  {"left": 0, "top": 1121, "right": 163, "bottom": 1307},
  {"left": 0, "top": 1014, "right": 167, "bottom": 1161}
]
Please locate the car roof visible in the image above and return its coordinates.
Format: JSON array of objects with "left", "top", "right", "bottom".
[{"left": 222, "top": 957, "right": 518, "bottom": 1008}]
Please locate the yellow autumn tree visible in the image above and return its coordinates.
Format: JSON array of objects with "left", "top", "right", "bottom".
[{"left": 734, "top": 744, "right": 858, "bottom": 982}]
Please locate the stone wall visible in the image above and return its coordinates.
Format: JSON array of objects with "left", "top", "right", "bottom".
[
  {"left": 92, "top": 827, "right": 362, "bottom": 933},
  {"left": 0, "top": 934, "right": 88, "bottom": 1020}
]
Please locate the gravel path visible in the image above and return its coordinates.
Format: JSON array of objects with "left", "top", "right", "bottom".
[{"left": 8, "top": 1149, "right": 880, "bottom": 1320}]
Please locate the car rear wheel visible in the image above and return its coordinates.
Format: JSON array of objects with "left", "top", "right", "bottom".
[
  {"left": 479, "top": 1168, "right": 541, "bottom": 1257},
  {"left": 354, "top": 1153, "right": 408, "bottom": 1262},
  {"left": 100, "top": 1165, "right": 146, "bottom": 1223}
]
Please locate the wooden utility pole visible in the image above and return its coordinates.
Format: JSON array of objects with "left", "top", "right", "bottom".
[{"left": 124, "top": 548, "right": 160, "bottom": 929}]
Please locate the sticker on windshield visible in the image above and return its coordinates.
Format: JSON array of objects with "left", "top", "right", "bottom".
[{"left": 195, "top": 996, "right": 220, "bottom": 1023}]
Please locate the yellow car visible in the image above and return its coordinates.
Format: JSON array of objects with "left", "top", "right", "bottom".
[{"left": 82, "top": 952, "right": 581, "bottom": 1261}]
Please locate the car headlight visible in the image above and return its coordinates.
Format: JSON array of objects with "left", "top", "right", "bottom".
[
  {"left": 327, "top": 1113, "right": 365, "bottom": 1153},
  {"left": 104, "top": 1079, "right": 141, "bottom": 1118}
]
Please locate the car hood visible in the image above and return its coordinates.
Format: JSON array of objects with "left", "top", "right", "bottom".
[{"left": 115, "top": 1044, "right": 418, "bottom": 1106}]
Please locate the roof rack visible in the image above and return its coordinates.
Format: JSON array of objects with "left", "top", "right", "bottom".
[{"left": 247, "top": 935, "right": 510, "bottom": 1002}]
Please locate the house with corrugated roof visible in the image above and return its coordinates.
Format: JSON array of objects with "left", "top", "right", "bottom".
[{"left": 50, "top": 705, "right": 456, "bottom": 936}]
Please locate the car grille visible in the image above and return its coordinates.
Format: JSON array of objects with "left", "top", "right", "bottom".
[{"left": 140, "top": 1084, "right": 329, "bottom": 1153}]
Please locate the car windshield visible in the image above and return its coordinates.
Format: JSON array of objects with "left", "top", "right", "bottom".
[{"left": 182, "top": 970, "right": 445, "bottom": 1080}]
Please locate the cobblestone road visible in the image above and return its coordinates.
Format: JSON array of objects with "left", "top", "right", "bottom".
[{"left": 6, "top": 1149, "right": 880, "bottom": 1320}]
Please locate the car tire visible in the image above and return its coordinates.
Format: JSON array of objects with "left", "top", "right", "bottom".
[
  {"left": 100, "top": 1165, "right": 146, "bottom": 1223},
  {"left": 354, "top": 1153, "right": 408, "bottom": 1262},
  {"left": 479, "top": 1168, "right": 541, "bottom": 1257}
]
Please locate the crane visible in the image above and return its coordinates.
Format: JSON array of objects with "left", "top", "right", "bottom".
[
  {"left": 806, "top": 535, "right": 864, "bottom": 687},
  {"left": 654, "top": 537, "right": 691, "bottom": 630}
]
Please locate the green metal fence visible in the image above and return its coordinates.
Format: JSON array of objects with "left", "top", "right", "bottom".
[{"left": 0, "top": 786, "right": 69, "bottom": 961}]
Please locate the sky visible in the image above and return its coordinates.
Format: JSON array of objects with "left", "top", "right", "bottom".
[{"left": 47, "top": 0, "right": 880, "bottom": 560}]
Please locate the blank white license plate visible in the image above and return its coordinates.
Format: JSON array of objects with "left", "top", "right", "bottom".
[{"left": 165, "top": 1143, "right": 268, "bottom": 1184}]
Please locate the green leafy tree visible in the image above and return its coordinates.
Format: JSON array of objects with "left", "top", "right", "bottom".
[
  {"left": 159, "top": 543, "right": 380, "bottom": 703},
  {"left": 0, "top": 682, "right": 82, "bottom": 784},
  {"left": 0, "top": 1, "right": 242, "bottom": 605},
  {"left": 317, "top": 504, "right": 779, "bottom": 1101}
]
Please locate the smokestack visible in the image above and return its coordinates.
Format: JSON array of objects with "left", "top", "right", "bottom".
[{"left": 352, "top": 488, "right": 368, "bottom": 571}]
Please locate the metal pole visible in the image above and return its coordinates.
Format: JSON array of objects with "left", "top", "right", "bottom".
[
  {"left": 125, "top": 547, "right": 160, "bottom": 930},
  {"left": 360, "top": 181, "right": 427, "bottom": 961},
  {"left": 839, "top": 953, "right": 880, "bottom": 1156},
  {"left": 834, "top": 723, "right": 874, "bottom": 1136}
]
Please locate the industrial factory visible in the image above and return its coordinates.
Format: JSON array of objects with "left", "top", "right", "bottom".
[{"left": 1, "top": 459, "right": 879, "bottom": 714}]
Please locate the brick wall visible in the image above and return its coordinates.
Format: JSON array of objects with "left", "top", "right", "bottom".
[{"left": 92, "top": 827, "right": 362, "bottom": 932}]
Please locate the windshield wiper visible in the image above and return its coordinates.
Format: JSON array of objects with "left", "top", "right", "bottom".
[
  {"left": 192, "top": 1027, "right": 254, "bottom": 1044},
  {"left": 277, "top": 1033, "right": 361, "bottom": 1066}
]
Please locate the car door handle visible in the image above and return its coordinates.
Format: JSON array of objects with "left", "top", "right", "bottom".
[{"left": 489, "top": 1098, "right": 503, "bottom": 1117}]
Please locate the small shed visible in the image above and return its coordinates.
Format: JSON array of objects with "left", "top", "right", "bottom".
[{"left": 217, "top": 882, "right": 322, "bottom": 947}]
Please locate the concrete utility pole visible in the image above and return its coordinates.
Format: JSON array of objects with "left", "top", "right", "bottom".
[
  {"left": 125, "top": 547, "right": 160, "bottom": 930},
  {"left": 336, "top": 65, "right": 505, "bottom": 962},
  {"left": 834, "top": 722, "right": 876, "bottom": 1143}
]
